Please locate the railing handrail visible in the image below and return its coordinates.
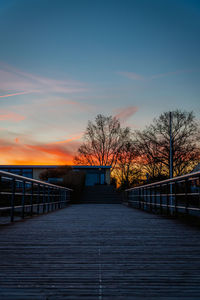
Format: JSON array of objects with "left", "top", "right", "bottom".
[
  {"left": 126, "top": 170, "right": 200, "bottom": 191},
  {"left": 0, "top": 170, "right": 73, "bottom": 191}
]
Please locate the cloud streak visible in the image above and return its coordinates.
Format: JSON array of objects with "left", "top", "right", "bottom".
[
  {"left": 117, "top": 71, "right": 144, "bottom": 80},
  {"left": 0, "top": 63, "right": 88, "bottom": 98},
  {"left": 0, "top": 91, "right": 32, "bottom": 98},
  {"left": 114, "top": 106, "right": 138, "bottom": 122},
  {"left": 50, "top": 134, "right": 83, "bottom": 145},
  {"left": 0, "top": 110, "right": 25, "bottom": 122},
  {"left": 117, "top": 69, "right": 198, "bottom": 81}
]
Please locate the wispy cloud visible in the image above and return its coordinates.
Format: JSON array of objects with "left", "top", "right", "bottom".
[
  {"left": 117, "top": 69, "right": 198, "bottom": 81},
  {"left": 149, "top": 69, "right": 196, "bottom": 80},
  {"left": 50, "top": 134, "right": 83, "bottom": 145},
  {"left": 114, "top": 106, "right": 138, "bottom": 122},
  {"left": 0, "top": 110, "right": 25, "bottom": 122},
  {"left": 0, "top": 63, "right": 88, "bottom": 99},
  {"left": 117, "top": 71, "right": 144, "bottom": 80},
  {"left": 0, "top": 91, "right": 32, "bottom": 98}
]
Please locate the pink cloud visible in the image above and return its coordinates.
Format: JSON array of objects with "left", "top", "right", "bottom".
[
  {"left": 0, "top": 63, "right": 88, "bottom": 98},
  {"left": 114, "top": 106, "right": 138, "bottom": 122},
  {"left": 0, "top": 111, "right": 25, "bottom": 122},
  {"left": 0, "top": 91, "right": 32, "bottom": 98}
]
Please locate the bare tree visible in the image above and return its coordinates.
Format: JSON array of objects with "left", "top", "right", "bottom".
[
  {"left": 74, "top": 114, "right": 130, "bottom": 169},
  {"left": 113, "top": 140, "right": 142, "bottom": 189},
  {"left": 136, "top": 110, "right": 200, "bottom": 179}
]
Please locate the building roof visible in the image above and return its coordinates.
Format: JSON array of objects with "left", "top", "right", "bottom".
[{"left": 0, "top": 165, "right": 111, "bottom": 169}]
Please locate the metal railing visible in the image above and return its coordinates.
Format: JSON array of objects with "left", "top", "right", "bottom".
[
  {"left": 0, "top": 170, "right": 72, "bottom": 222},
  {"left": 126, "top": 171, "right": 200, "bottom": 217}
]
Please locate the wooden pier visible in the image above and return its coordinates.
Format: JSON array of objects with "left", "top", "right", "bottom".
[{"left": 0, "top": 203, "right": 200, "bottom": 299}]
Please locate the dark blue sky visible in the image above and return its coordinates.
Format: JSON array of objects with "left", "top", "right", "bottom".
[{"left": 0, "top": 0, "right": 200, "bottom": 164}]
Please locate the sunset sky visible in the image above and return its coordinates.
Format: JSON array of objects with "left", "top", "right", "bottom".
[{"left": 0, "top": 0, "right": 200, "bottom": 165}]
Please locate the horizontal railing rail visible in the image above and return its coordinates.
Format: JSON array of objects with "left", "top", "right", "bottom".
[
  {"left": 126, "top": 171, "right": 200, "bottom": 217},
  {"left": 0, "top": 170, "right": 73, "bottom": 222}
]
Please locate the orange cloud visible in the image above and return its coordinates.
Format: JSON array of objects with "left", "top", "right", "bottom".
[
  {"left": 26, "top": 144, "right": 74, "bottom": 158},
  {"left": 51, "top": 134, "right": 82, "bottom": 144},
  {"left": 114, "top": 106, "right": 138, "bottom": 122},
  {"left": 0, "top": 111, "right": 25, "bottom": 122},
  {"left": 0, "top": 137, "right": 80, "bottom": 165}
]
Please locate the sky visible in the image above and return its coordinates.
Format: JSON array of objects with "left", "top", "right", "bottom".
[{"left": 0, "top": 0, "right": 200, "bottom": 165}]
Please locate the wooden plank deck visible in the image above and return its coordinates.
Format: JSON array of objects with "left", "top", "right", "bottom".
[{"left": 0, "top": 203, "right": 200, "bottom": 299}]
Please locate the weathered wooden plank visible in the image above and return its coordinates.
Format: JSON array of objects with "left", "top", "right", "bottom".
[{"left": 0, "top": 203, "right": 200, "bottom": 299}]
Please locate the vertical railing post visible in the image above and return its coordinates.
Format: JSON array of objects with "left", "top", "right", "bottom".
[
  {"left": 59, "top": 189, "right": 61, "bottom": 208},
  {"left": 159, "top": 184, "right": 163, "bottom": 214},
  {"left": 61, "top": 189, "right": 63, "bottom": 208},
  {"left": 154, "top": 185, "right": 157, "bottom": 212},
  {"left": 60, "top": 189, "right": 62, "bottom": 208},
  {"left": 174, "top": 181, "right": 177, "bottom": 216},
  {"left": 0, "top": 171, "right": 72, "bottom": 223},
  {"left": 141, "top": 188, "right": 144, "bottom": 210},
  {"left": 30, "top": 182, "right": 33, "bottom": 216},
  {"left": 22, "top": 180, "right": 25, "bottom": 219},
  {"left": 59, "top": 189, "right": 62, "bottom": 208},
  {"left": 166, "top": 183, "right": 169, "bottom": 215},
  {"left": 138, "top": 189, "right": 141, "bottom": 209},
  {"left": 53, "top": 188, "right": 55, "bottom": 210},
  {"left": 57, "top": 188, "right": 59, "bottom": 209},
  {"left": 50, "top": 187, "right": 52, "bottom": 211},
  {"left": 63, "top": 190, "right": 65, "bottom": 207},
  {"left": 52, "top": 188, "right": 54, "bottom": 210},
  {"left": 43, "top": 185, "right": 46, "bottom": 214},
  {"left": 145, "top": 188, "right": 148, "bottom": 210},
  {"left": 37, "top": 184, "right": 40, "bottom": 214},
  {"left": 56, "top": 188, "right": 58, "bottom": 209},
  {"left": 64, "top": 190, "right": 67, "bottom": 206},
  {"left": 11, "top": 178, "right": 15, "bottom": 222},
  {"left": 55, "top": 188, "right": 57, "bottom": 209},
  {"left": 47, "top": 186, "right": 50, "bottom": 212},
  {"left": 146, "top": 188, "right": 149, "bottom": 211},
  {"left": 65, "top": 190, "right": 67, "bottom": 206},
  {"left": 149, "top": 187, "right": 152, "bottom": 212},
  {"left": 185, "top": 179, "right": 189, "bottom": 215}
]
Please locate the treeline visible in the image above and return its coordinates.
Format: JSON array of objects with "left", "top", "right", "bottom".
[{"left": 74, "top": 110, "right": 200, "bottom": 189}]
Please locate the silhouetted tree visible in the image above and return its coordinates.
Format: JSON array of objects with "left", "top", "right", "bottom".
[
  {"left": 113, "top": 140, "right": 141, "bottom": 189},
  {"left": 74, "top": 114, "right": 130, "bottom": 169},
  {"left": 136, "top": 110, "right": 200, "bottom": 179}
]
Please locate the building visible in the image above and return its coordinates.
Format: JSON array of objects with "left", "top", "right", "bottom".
[
  {"left": 191, "top": 163, "right": 200, "bottom": 173},
  {"left": 0, "top": 165, "right": 111, "bottom": 186}
]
